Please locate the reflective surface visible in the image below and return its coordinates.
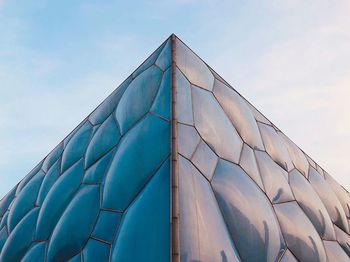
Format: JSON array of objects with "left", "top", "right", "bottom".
[{"left": 1, "top": 35, "right": 350, "bottom": 262}]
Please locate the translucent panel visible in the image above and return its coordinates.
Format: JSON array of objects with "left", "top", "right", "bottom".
[
  {"left": 7, "top": 170, "right": 44, "bottom": 232},
  {"left": 92, "top": 210, "right": 121, "bottom": 243},
  {"left": 67, "top": 253, "right": 82, "bottom": 262},
  {"left": 83, "top": 150, "right": 114, "bottom": 184},
  {"left": 258, "top": 123, "right": 293, "bottom": 171},
  {"left": 0, "top": 211, "right": 8, "bottom": 229},
  {"left": 178, "top": 156, "right": 241, "bottom": 262},
  {"left": 239, "top": 144, "right": 264, "bottom": 190},
  {"left": 177, "top": 123, "right": 200, "bottom": 159},
  {"left": 0, "top": 187, "right": 16, "bottom": 217},
  {"left": 323, "top": 240, "right": 349, "bottom": 262},
  {"left": 175, "top": 38, "right": 214, "bottom": 91},
  {"left": 36, "top": 160, "right": 84, "bottom": 241},
  {"left": 213, "top": 79, "right": 264, "bottom": 150},
  {"left": 131, "top": 40, "right": 165, "bottom": 79},
  {"left": 191, "top": 140, "right": 218, "bottom": 181},
  {"left": 274, "top": 202, "right": 327, "bottom": 262},
  {"left": 0, "top": 208, "right": 39, "bottom": 262},
  {"left": 47, "top": 185, "right": 100, "bottom": 261},
  {"left": 42, "top": 143, "right": 63, "bottom": 172},
  {"left": 22, "top": 242, "right": 46, "bottom": 262},
  {"left": 255, "top": 150, "right": 294, "bottom": 203},
  {"left": 280, "top": 250, "right": 298, "bottom": 262},
  {"left": 0, "top": 227, "right": 8, "bottom": 253},
  {"left": 16, "top": 161, "right": 42, "bottom": 195},
  {"left": 103, "top": 114, "right": 170, "bottom": 211},
  {"left": 324, "top": 172, "right": 350, "bottom": 218},
  {"left": 111, "top": 159, "right": 170, "bottom": 262},
  {"left": 289, "top": 169, "right": 335, "bottom": 240},
  {"left": 89, "top": 77, "right": 131, "bottom": 125},
  {"left": 192, "top": 86, "right": 243, "bottom": 163},
  {"left": 175, "top": 67, "right": 194, "bottom": 125},
  {"left": 36, "top": 159, "right": 60, "bottom": 205},
  {"left": 246, "top": 101, "right": 272, "bottom": 125},
  {"left": 309, "top": 167, "right": 349, "bottom": 233},
  {"left": 85, "top": 115, "right": 120, "bottom": 168},
  {"left": 306, "top": 154, "right": 317, "bottom": 169},
  {"left": 279, "top": 132, "right": 309, "bottom": 177},
  {"left": 83, "top": 239, "right": 110, "bottom": 262},
  {"left": 61, "top": 121, "right": 93, "bottom": 172},
  {"left": 150, "top": 67, "right": 171, "bottom": 120},
  {"left": 212, "top": 159, "right": 285, "bottom": 262},
  {"left": 334, "top": 225, "right": 350, "bottom": 256},
  {"left": 116, "top": 65, "right": 162, "bottom": 134},
  {"left": 155, "top": 38, "right": 171, "bottom": 71}
]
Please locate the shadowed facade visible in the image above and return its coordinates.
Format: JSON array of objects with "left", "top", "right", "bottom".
[{"left": 0, "top": 35, "right": 349, "bottom": 262}]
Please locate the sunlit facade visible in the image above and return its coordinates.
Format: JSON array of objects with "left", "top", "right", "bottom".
[{"left": 0, "top": 35, "right": 349, "bottom": 261}]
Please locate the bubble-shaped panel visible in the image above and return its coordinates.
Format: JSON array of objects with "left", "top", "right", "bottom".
[
  {"left": 212, "top": 159, "right": 285, "bottom": 262},
  {"left": 192, "top": 86, "right": 243, "bottom": 163},
  {"left": 178, "top": 156, "right": 240, "bottom": 261}
]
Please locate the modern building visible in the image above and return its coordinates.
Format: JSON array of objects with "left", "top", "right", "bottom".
[{"left": 0, "top": 35, "right": 349, "bottom": 262}]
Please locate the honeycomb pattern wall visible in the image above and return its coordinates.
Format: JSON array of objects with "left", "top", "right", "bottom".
[
  {"left": 174, "top": 37, "right": 350, "bottom": 262},
  {"left": 0, "top": 38, "right": 171, "bottom": 262},
  {"left": 0, "top": 35, "right": 350, "bottom": 262}
]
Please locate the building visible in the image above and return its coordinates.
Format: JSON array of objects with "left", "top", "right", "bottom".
[{"left": 0, "top": 35, "right": 349, "bottom": 261}]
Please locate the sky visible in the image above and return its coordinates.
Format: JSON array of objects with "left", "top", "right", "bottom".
[{"left": 0, "top": 0, "right": 350, "bottom": 196}]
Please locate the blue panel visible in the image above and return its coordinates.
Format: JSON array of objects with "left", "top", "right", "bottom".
[
  {"left": 0, "top": 211, "right": 8, "bottom": 229},
  {"left": 83, "top": 150, "right": 114, "bottom": 184},
  {"left": 89, "top": 77, "right": 132, "bottom": 125},
  {"left": 15, "top": 161, "right": 43, "bottom": 195},
  {"left": 83, "top": 239, "right": 110, "bottom": 262},
  {"left": 111, "top": 159, "right": 170, "bottom": 262},
  {"left": 36, "top": 159, "right": 61, "bottom": 205},
  {"left": 7, "top": 170, "right": 44, "bottom": 232},
  {"left": 115, "top": 65, "right": 163, "bottom": 134},
  {"left": 47, "top": 185, "right": 100, "bottom": 261},
  {"left": 0, "top": 227, "right": 8, "bottom": 253},
  {"left": 92, "top": 210, "right": 121, "bottom": 243},
  {"left": 150, "top": 67, "right": 171, "bottom": 120},
  {"left": 61, "top": 121, "right": 93, "bottom": 172},
  {"left": 21, "top": 242, "right": 46, "bottom": 262},
  {"left": 35, "top": 160, "right": 84, "bottom": 240},
  {"left": 85, "top": 115, "right": 120, "bottom": 168},
  {"left": 155, "top": 38, "right": 171, "bottom": 71},
  {"left": 103, "top": 114, "right": 170, "bottom": 211},
  {"left": 131, "top": 41, "right": 165, "bottom": 79},
  {"left": 67, "top": 253, "right": 82, "bottom": 262},
  {"left": 212, "top": 159, "right": 285, "bottom": 262},
  {"left": 0, "top": 208, "right": 39, "bottom": 262},
  {"left": 0, "top": 187, "right": 16, "bottom": 217},
  {"left": 42, "top": 143, "right": 63, "bottom": 172}
]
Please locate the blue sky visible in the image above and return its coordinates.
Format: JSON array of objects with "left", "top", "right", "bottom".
[{"left": 1, "top": 0, "right": 350, "bottom": 196}]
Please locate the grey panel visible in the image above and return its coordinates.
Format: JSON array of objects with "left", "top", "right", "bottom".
[
  {"left": 274, "top": 201, "right": 327, "bottom": 262},
  {"left": 324, "top": 172, "right": 350, "bottom": 218},
  {"left": 239, "top": 144, "right": 264, "bottom": 190},
  {"left": 334, "top": 225, "right": 350, "bottom": 256},
  {"left": 309, "top": 167, "right": 349, "bottom": 233},
  {"left": 279, "top": 132, "right": 309, "bottom": 177},
  {"left": 213, "top": 79, "right": 264, "bottom": 150},
  {"left": 191, "top": 140, "right": 218, "bottom": 181},
  {"left": 178, "top": 156, "right": 240, "bottom": 262},
  {"left": 212, "top": 159, "right": 285, "bottom": 262},
  {"left": 192, "top": 86, "right": 243, "bottom": 163},
  {"left": 175, "top": 68, "right": 194, "bottom": 125},
  {"left": 289, "top": 169, "right": 335, "bottom": 240},
  {"left": 255, "top": 150, "right": 294, "bottom": 204},
  {"left": 280, "top": 250, "right": 298, "bottom": 262},
  {"left": 175, "top": 38, "right": 214, "bottom": 91},
  {"left": 177, "top": 123, "right": 200, "bottom": 159},
  {"left": 258, "top": 123, "right": 293, "bottom": 171},
  {"left": 323, "top": 240, "right": 349, "bottom": 262}
]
